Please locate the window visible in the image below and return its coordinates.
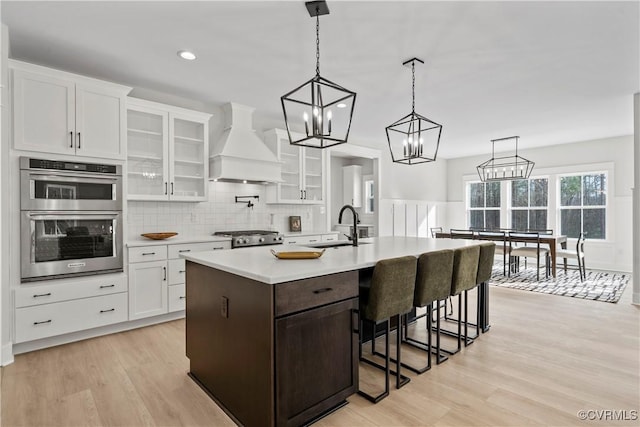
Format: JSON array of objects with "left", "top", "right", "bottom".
[
  {"left": 511, "top": 178, "right": 548, "bottom": 231},
  {"left": 468, "top": 182, "right": 501, "bottom": 230},
  {"left": 364, "top": 178, "right": 375, "bottom": 214},
  {"left": 559, "top": 173, "right": 606, "bottom": 239}
]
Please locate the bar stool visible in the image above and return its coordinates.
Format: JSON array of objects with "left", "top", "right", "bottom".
[
  {"left": 402, "top": 249, "right": 454, "bottom": 373},
  {"left": 472, "top": 242, "right": 495, "bottom": 338},
  {"left": 358, "top": 256, "right": 417, "bottom": 403},
  {"left": 443, "top": 245, "right": 480, "bottom": 354}
]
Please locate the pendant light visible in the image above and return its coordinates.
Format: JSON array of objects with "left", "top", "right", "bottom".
[
  {"left": 281, "top": 0, "right": 356, "bottom": 149},
  {"left": 476, "top": 136, "right": 535, "bottom": 182},
  {"left": 386, "top": 58, "right": 443, "bottom": 165}
]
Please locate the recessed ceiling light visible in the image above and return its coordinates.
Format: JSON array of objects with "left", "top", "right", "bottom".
[
  {"left": 337, "top": 103, "right": 347, "bottom": 108},
  {"left": 177, "top": 50, "right": 197, "bottom": 61}
]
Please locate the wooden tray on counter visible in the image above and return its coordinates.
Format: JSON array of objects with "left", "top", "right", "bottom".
[
  {"left": 141, "top": 232, "right": 178, "bottom": 240},
  {"left": 270, "top": 249, "right": 325, "bottom": 259}
]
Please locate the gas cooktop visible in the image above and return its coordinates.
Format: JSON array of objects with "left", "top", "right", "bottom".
[{"left": 213, "top": 230, "right": 283, "bottom": 248}]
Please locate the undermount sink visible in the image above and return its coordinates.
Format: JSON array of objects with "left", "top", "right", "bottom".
[{"left": 305, "top": 241, "right": 371, "bottom": 249}]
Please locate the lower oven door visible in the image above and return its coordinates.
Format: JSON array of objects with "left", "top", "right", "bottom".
[{"left": 21, "top": 211, "right": 123, "bottom": 282}]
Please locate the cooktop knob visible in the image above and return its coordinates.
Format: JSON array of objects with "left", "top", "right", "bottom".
[
  {"left": 258, "top": 237, "right": 265, "bottom": 243},
  {"left": 236, "top": 239, "right": 244, "bottom": 245}
]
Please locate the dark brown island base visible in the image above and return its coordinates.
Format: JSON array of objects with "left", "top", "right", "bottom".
[{"left": 182, "top": 237, "right": 486, "bottom": 426}]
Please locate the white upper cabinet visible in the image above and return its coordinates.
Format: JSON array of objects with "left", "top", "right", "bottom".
[
  {"left": 126, "top": 97, "right": 211, "bottom": 202},
  {"left": 11, "top": 60, "right": 131, "bottom": 160},
  {"left": 342, "top": 165, "right": 362, "bottom": 208},
  {"left": 264, "top": 128, "right": 326, "bottom": 204}
]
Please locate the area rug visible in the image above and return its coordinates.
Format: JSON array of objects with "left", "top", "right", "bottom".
[{"left": 490, "top": 266, "right": 630, "bottom": 303}]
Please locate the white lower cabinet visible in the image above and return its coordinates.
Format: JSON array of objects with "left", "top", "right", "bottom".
[
  {"left": 128, "top": 240, "right": 230, "bottom": 319},
  {"left": 13, "top": 273, "right": 128, "bottom": 343},
  {"left": 128, "top": 259, "right": 168, "bottom": 320},
  {"left": 168, "top": 283, "right": 186, "bottom": 312}
]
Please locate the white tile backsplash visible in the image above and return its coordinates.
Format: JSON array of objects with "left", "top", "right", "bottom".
[{"left": 127, "top": 181, "right": 325, "bottom": 238}]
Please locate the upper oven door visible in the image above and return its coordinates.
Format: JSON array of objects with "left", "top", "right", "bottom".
[{"left": 20, "top": 169, "right": 122, "bottom": 211}]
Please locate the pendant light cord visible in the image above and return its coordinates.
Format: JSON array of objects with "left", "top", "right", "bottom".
[
  {"left": 411, "top": 60, "right": 416, "bottom": 113},
  {"left": 315, "top": 7, "right": 321, "bottom": 77}
]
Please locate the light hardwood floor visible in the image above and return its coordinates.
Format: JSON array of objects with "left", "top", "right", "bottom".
[{"left": 2, "top": 285, "right": 638, "bottom": 427}]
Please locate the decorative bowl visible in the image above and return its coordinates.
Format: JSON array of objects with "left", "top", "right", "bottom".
[
  {"left": 270, "top": 249, "right": 325, "bottom": 259},
  {"left": 141, "top": 232, "right": 178, "bottom": 240}
]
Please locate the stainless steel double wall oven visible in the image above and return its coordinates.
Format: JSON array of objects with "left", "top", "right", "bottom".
[{"left": 20, "top": 157, "right": 123, "bottom": 282}]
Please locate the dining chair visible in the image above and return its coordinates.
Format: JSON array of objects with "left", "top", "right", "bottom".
[
  {"left": 430, "top": 227, "right": 443, "bottom": 238},
  {"left": 508, "top": 231, "right": 550, "bottom": 281},
  {"left": 555, "top": 232, "right": 586, "bottom": 281},
  {"left": 449, "top": 229, "right": 474, "bottom": 239},
  {"left": 476, "top": 230, "right": 507, "bottom": 275}
]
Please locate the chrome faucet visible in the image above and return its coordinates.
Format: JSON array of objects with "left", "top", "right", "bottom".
[{"left": 338, "top": 204, "right": 359, "bottom": 247}]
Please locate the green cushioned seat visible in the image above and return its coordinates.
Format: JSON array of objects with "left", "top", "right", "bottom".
[
  {"left": 476, "top": 242, "right": 496, "bottom": 285},
  {"left": 451, "top": 245, "right": 480, "bottom": 295},
  {"left": 363, "top": 256, "right": 417, "bottom": 322},
  {"left": 414, "top": 249, "right": 454, "bottom": 307}
]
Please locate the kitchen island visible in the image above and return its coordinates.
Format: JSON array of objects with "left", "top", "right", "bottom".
[{"left": 182, "top": 237, "right": 484, "bottom": 427}]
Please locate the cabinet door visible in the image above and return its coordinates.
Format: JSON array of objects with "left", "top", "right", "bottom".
[
  {"left": 342, "top": 165, "right": 362, "bottom": 207},
  {"left": 75, "top": 84, "right": 125, "bottom": 159},
  {"left": 127, "top": 104, "right": 170, "bottom": 200},
  {"left": 275, "top": 298, "right": 358, "bottom": 427},
  {"left": 128, "top": 260, "right": 168, "bottom": 319},
  {"left": 302, "top": 148, "right": 325, "bottom": 204},
  {"left": 279, "top": 140, "right": 304, "bottom": 203},
  {"left": 169, "top": 113, "right": 207, "bottom": 201},
  {"left": 13, "top": 68, "right": 76, "bottom": 155}
]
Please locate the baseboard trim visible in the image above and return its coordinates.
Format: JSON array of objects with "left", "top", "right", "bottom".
[{"left": 11, "top": 311, "right": 185, "bottom": 358}]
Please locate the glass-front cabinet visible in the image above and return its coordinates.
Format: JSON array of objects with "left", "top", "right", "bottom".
[
  {"left": 264, "top": 128, "right": 326, "bottom": 204},
  {"left": 126, "top": 98, "right": 211, "bottom": 201}
]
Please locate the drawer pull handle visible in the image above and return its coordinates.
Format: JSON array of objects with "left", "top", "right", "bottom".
[
  {"left": 179, "top": 296, "right": 186, "bottom": 300},
  {"left": 34, "top": 319, "right": 52, "bottom": 325},
  {"left": 213, "top": 247, "right": 224, "bottom": 250},
  {"left": 179, "top": 270, "right": 186, "bottom": 274},
  {"left": 163, "top": 267, "right": 167, "bottom": 281},
  {"left": 313, "top": 287, "right": 333, "bottom": 294},
  {"left": 100, "top": 308, "right": 115, "bottom": 313},
  {"left": 33, "top": 292, "right": 52, "bottom": 298},
  {"left": 142, "top": 252, "right": 156, "bottom": 256},
  {"left": 99, "top": 284, "right": 115, "bottom": 289},
  {"left": 309, "top": 239, "right": 318, "bottom": 242},
  {"left": 178, "top": 249, "right": 191, "bottom": 253}
]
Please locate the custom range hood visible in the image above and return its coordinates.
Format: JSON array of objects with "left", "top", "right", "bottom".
[{"left": 209, "top": 103, "right": 283, "bottom": 183}]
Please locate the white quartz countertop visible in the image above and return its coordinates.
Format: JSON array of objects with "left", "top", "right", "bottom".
[
  {"left": 181, "top": 236, "right": 483, "bottom": 284},
  {"left": 127, "top": 235, "right": 232, "bottom": 248}
]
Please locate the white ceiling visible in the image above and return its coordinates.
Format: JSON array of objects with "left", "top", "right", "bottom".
[{"left": 2, "top": 1, "right": 638, "bottom": 159}]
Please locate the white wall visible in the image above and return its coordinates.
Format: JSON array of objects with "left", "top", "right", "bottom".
[
  {"left": 1, "top": 23, "right": 11, "bottom": 365},
  {"left": 446, "top": 135, "right": 634, "bottom": 272}
]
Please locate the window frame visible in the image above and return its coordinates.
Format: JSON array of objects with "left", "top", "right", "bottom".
[
  {"left": 467, "top": 181, "right": 502, "bottom": 230},
  {"left": 557, "top": 171, "right": 608, "bottom": 240},
  {"left": 508, "top": 176, "right": 550, "bottom": 231}
]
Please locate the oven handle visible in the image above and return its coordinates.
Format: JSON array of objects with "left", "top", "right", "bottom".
[
  {"left": 25, "top": 171, "right": 120, "bottom": 184},
  {"left": 25, "top": 212, "right": 120, "bottom": 221}
]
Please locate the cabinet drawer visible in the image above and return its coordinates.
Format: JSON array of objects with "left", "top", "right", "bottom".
[
  {"left": 322, "top": 234, "right": 339, "bottom": 242},
  {"left": 128, "top": 245, "right": 167, "bottom": 263},
  {"left": 275, "top": 270, "right": 358, "bottom": 317},
  {"left": 168, "top": 284, "right": 186, "bottom": 312},
  {"left": 15, "top": 274, "right": 127, "bottom": 308},
  {"left": 284, "top": 235, "right": 322, "bottom": 245},
  {"left": 168, "top": 258, "right": 186, "bottom": 285},
  {"left": 167, "top": 241, "right": 230, "bottom": 259},
  {"left": 15, "top": 292, "right": 128, "bottom": 343}
]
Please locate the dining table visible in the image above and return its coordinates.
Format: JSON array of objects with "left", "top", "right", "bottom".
[{"left": 436, "top": 232, "right": 568, "bottom": 278}]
